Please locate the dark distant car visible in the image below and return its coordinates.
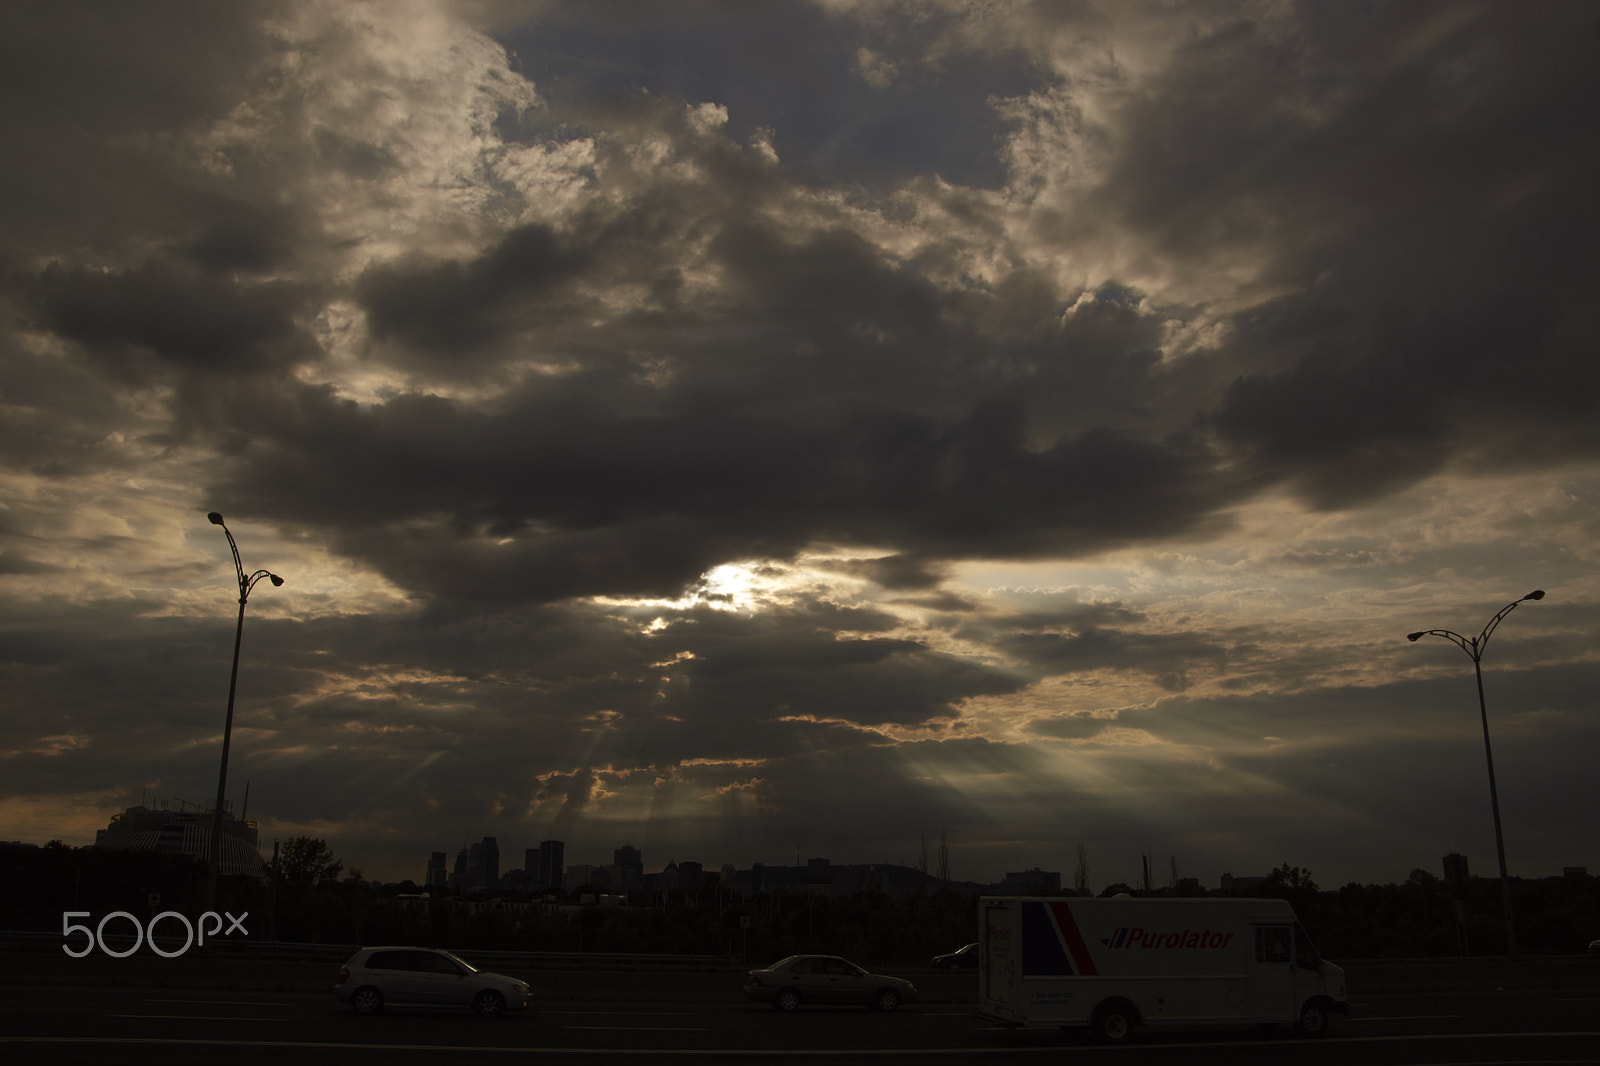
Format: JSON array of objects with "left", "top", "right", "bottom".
[
  {"left": 1590, "top": 938, "right": 1600, "bottom": 955},
  {"left": 744, "top": 954, "right": 917, "bottom": 1012},
  {"left": 335, "top": 946, "right": 531, "bottom": 1017},
  {"left": 931, "top": 942, "right": 979, "bottom": 969}
]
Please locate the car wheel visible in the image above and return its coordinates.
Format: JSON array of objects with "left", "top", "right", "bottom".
[
  {"left": 1093, "top": 1004, "right": 1134, "bottom": 1043},
  {"left": 1296, "top": 1000, "right": 1329, "bottom": 1037},
  {"left": 350, "top": 987, "right": 383, "bottom": 1015},
  {"left": 472, "top": 990, "right": 507, "bottom": 1019},
  {"left": 774, "top": 988, "right": 801, "bottom": 1012},
  {"left": 874, "top": 988, "right": 900, "bottom": 1012}
]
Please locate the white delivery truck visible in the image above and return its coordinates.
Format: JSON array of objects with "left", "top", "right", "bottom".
[{"left": 976, "top": 896, "right": 1347, "bottom": 1042}]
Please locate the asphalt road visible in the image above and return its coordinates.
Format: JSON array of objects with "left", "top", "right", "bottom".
[{"left": 2, "top": 985, "right": 1599, "bottom": 1065}]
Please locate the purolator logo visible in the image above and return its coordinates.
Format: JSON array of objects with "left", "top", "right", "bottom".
[
  {"left": 63, "top": 910, "right": 248, "bottom": 958},
  {"left": 1100, "top": 927, "right": 1237, "bottom": 950}
]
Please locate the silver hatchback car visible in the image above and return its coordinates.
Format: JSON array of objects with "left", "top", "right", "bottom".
[{"left": 335, "top": 946, "right": 532, "bottom": 1017}]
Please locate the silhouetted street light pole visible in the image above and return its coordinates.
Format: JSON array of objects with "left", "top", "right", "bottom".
[
  {"left": 1408, "top": 589, "right": 1544, "bottom": 960},
  {"left": 205, "top": 512, "right": 283, "bottom": 916}
]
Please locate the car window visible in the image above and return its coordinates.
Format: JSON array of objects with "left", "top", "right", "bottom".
[
  {"left": 788, "top": 957, "right": 817, "bottom": 974},
  {"left": 421, "top": 952, "right": 463, "bottom": 975},
  {"left": 822, "top": 959, "right": 858, "bottom": 976},
  {"left": 366, "top": 950, "right": 411, "bottom": 971}
]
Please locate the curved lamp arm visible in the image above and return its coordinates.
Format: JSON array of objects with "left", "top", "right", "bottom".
[
  {"left": 209, "top": 512, "right": 285, "bottom": 602},
  {"left": 1408, "top": 590, "right": 1543, "bottom": 661}
]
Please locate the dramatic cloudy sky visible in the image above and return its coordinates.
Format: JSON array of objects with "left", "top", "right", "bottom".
[{"left": 3, "top": 0, "right": 1597, "bottom": 890}]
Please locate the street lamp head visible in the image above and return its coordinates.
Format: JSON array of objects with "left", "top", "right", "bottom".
[
  {"left": 1523, "top": 589, "right": 1545, "bottom": 601},
  {"left": 269, "top": 573, "right": 284, "bottom": 587},
  {"left": 207, "top": 512, "right": 225, "bottom": 526},
  {"left": 1407, "top": 632, "right": 1425, "bottom": 642}
]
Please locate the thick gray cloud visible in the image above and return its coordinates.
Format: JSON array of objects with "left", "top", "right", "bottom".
[{"left": 0, "top": 1, "right": 279, "bottom": 265}]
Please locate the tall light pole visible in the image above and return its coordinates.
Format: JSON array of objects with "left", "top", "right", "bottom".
[
  {"left": 1408, "top": 589, "right": 1544, "bottom": 960},
  {"left": 205, "top": 512, "right": 283, "bottom": 916}
]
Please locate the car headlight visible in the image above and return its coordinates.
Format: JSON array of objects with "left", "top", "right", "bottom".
[{"left": 512, "top": 982, "right": 529, "bottom": 993}]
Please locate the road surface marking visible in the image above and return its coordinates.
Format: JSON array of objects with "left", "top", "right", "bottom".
[
  {"left": 565, "top": 1025, "right": 713, "bottom": 1031},
  {"left": 1350, "top": 1014, "right": 1463, "bottom": 1021},
  {"left": 108, "top": 1014, "right": 285, "bottom": 1022},
  {"left": 142, "top": 992, "right": 292, "bottom": 998}
]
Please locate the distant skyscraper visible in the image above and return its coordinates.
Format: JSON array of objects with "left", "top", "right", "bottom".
[
  {"left": 568, "top": 863, "right": 612, "bottom": 889},
  {"left": 482, "top": 836, "right": 499, "bottom": 886},
  {"left": 615, "top": 844, "right": 643, "bottom": 889},
  {"left": 465, "top": 836, "right": 499, "bottom": 889},
  {"left": 540, "top": 839, "right": 565, "bottom": 891},
  {"left": 425, "top": 851, "right": 447, "bottom": 887}
]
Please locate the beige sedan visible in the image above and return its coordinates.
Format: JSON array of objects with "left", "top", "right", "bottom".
[{"left": 744, "top": 954, "right": 918, "bottom": 1012}]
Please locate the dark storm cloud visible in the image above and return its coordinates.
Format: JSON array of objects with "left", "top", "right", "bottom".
[
  {"left": 961, "top": 592, "right": 1239, "bottom": 691},
  {"left": 193, "top": 63, "right": 1296, "bottom": 608},
  {"left": 1000, "top": 626, "right": 1231, "bottom": 692},
  {"left": 0, "top": 1, "right": 276, "bottom": 259},
  {"left": 175, "top": 196, "right": 309, "bottom": 276},
  {"left": 22, "top": 263, "right": 315, "bottom": 379},
  {"left": 207, "top": 371, "right": 1244, "bottom": 603},
  {"left": 1080, "top": 2, "right": 1600, "bottom": 508},
  {"left": 0, "top": 550, "right": 57, "bottom": 576},
  {"left": 1213, "top": 290, "right": 1600, "bottom": 510},
  {"left": 650, "top": 603, "right": 1023, "bottom": 731},
  {"left": 358, "top": 223, "right": 592, "bottom": 357},
  {"left": 0, "top": 330, "right": 148, "bottom": 476},
  {"left": 0, "top": 1, "right": 269, "bottom": 132},
  {"left": 823, "top": 555, "right": 948, "bottom": 591}
]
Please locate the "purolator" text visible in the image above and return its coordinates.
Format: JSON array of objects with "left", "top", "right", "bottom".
[{"left": 1102, "top": 926, "right": 1237, "bottom": 950}]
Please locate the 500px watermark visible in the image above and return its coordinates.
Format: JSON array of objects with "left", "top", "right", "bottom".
[{"left": 62, "top": 910, "right": 248, "bottom": 957}]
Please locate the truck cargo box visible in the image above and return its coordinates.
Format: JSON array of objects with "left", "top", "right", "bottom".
[{"left": 977, "top": 896, "right": 1347, "bottom": 1041}]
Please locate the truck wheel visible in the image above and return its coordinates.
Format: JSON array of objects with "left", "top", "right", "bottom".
[
  {"left": 1093, "top": 1004, "right": 1134, "bottom": 1043},
  {"left": 1296, "top": 1000, "right": 1329, "bottom": 1037}
]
